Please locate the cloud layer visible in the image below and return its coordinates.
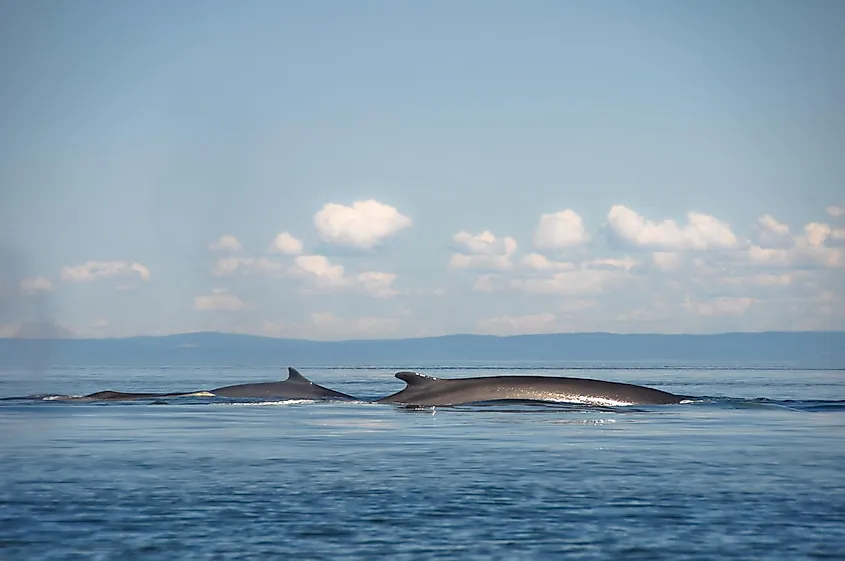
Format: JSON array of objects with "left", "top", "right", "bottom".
[{"left": 7, "top": 200, "right": 844, "bottom": 339}]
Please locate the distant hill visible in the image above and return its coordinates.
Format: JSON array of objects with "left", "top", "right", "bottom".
[{"left": 0, "top": 331, "right": 843, "bottom": 368}]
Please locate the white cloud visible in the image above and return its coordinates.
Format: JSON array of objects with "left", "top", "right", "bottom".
[
  {"left": 453, "top": 230, "right": 517, "bottom": 255},
  {"left": 61, "top": 261, "right": 151, "bottom": 282},
  {"left": 309, "top": 312, "right": 401, "bottom": 339},
  {"left": 744, "top": 221, "right": 844, "bottom": 269},
  {"left": 651, "top": 252, "right": 683, "bottom": 271},
  {"left": 521, "top": 253, "right": 576, "bottom": 271},
  {"left": 20, "top": 276, "right": 54, "bottom": 294},
  {"left": 533, "top": 210, "right": 590, "bottom": 250},
  {"left": 754, "top": 215, "right": 793, "bottom": 249},
  {"left": 1, "top": 321, "right": 77, "bottom": 339},
  {"left": 194, "top": 288, "right": 250, "bottom": 311},
  {"left": 211, "top": 257, "right": 283, "bottom": 277},
  {"left": 559, "top": 299, "right": 598, "bottom": 313},
  {"left": 682, "top": 296, "right": 757, "bottom": 317},
  {"left": 68, "top": 318, "right": 111, "bottom": 338},
  {"left": 259, "top": 312, "right": 402, "bottom": 340},
  {"left": 313, "top": 199, "right": 411, "bottom": 250},
  {"left": 718, "top": 273, "right": 794, "bottom": 288},
  {"left": 472, "top": 274, "right": 497, "bottom": 292},
  {"left": 449, "top": 253, "right": 515, "bottom": 271},
  {"left": 804, "top": 222, "right": 845, "bottom": 247},
  {"left": 584, "top": 257, "right": 638, "bottom": 271},
  {"left": 285, "top": 254, "right": 399, "bottom": 298},
  {"left": 287, "top": 255, "right": 347, "bottom": 289},
  {"left": 208, "top": 234, "right": 242, "bottom": 252},
  {"left": 511, "top": 269, "right": 629, "bottom": 296},
  {"left": 826, "top": 205, "right": 844, "bottom": 218},
  {"left": 355, "top": 271, "right": 399, "bottom": 298},
  {"left": 269, "top": 232, "right": 303, "bottom": 255},
  {"left": 607, "top": 205, "right": 738, "bottom": 251},
  {"left": 477, "top": 312, "right": 558, "bottom": 336},
  {"left": 449, "top": 230, "right": 518, "bottom": 271}
]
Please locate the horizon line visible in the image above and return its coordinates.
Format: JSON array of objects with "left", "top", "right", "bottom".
[{"left": 2, "top": 329, "right": 844, "bottom": 344}]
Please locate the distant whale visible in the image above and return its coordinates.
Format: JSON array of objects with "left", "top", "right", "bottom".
[
  {"left": 68, "top": 368, "right": 357, "bottom": 402},
  {"left": 375, "top": 371, "right": 687, "bottom": 406}
]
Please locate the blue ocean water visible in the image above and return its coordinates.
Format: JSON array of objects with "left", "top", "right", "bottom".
[{"left": 1, "top": 364, "right": 844, "bottom": 560}]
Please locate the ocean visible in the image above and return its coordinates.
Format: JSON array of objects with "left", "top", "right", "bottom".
[{"left": 1, "top": 363, "right": 843, "bottom": 560}]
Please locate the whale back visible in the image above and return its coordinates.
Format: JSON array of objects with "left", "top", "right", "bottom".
[
  {"left": 209, "top": 367, "right": 357, "bottom": 400},
  {"left": 377, "top": 371, "right": 685, "bottom": 406}
]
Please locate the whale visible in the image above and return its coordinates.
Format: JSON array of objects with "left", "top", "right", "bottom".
[
  {"left": 208, "top": 367, "right": 356, "bottom": 400},
  {"left": 60, "top": 368, "right": 357, "bottom": 402},
  {"left": 375, "top": 371, "right": 687, "bottom": 406}
]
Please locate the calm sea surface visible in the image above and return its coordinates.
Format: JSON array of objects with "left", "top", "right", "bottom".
[{"left": 1, "top": 363, "right": 844, "bottom": 560}]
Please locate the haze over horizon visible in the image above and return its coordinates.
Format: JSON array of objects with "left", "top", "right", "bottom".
[{"left": 2, "top": 1, "right": 844, "bottom": 341}]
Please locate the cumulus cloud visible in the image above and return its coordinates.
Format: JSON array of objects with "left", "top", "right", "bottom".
[
  {"left": 20, "top": 276, "right": 54, "bottom": 294},
  {"left": 743, "top": 220, "right": 844, "bottom": 269},
  {"left": 355, "top": 271, "right": 399, "bottom": 298},
  {"left": 607, "top": 205, "right": 738, "bottom": 251},
  {"left": 285, "top": 254, "right": 400, "bottom": 298},
  {"left": 651, "top": 252, "right": 683, "bottom": 271},
  {"left": 805, "top": 222, "right": 845, "bottom": 247},
  {"left": 211, "top": 257, "right": 283, "bottom": 277},
  {"left": 716, "top": 273, "right": 795, "bottom": 288},
  {"left": 260, "top": 312, "right": 402, "bottom": 340},
  {"left": 510, "top": 268, "right": 629, "bottom": 296},
  {"left": 208, "top": 235, "right": 242, "bottom": 252},
  {"left": 449, "top": 230, "right": 518, "bottom": 270},
  {"left": 559, "top": 299, "right": 598, "bottom": 313},
  {"left": 469, "top": 248, "right": 639, "bottom": 296},
  {"left": 754, "top": 215, "right": 793, "bottom": 249},
  {"left": 269, "top": 232, "right": 303, "bottom": 255},
  {"left": 477, "top": 312, "right": 558, "bottom": 336},
  {"left": 287, "top": 255, "right": 347, "bottom": 289},
  {"left": 521, "top": 253, "right": 576, "bottom": 271},
  {"left": 584, "top": 257, "right": 638, "bottom": 271},
  {"left": 827, "top": 205, "right": 844, "bottom": 219},
  {"left": 61, "top": 261, "right": 151, "bottom": 282},
  {"left": 193, "top": 288, "right": 250, "bottom": 311},
  {"left": 453, "top": 230, "right": 517, "bottom": 255},
  {"left": 682, "top": 296, "right": 757, "bottom": 317},
  {"left": 309, "top": 312, "right": 400, "bottom": 339},
  {"left": 449, "top": 254, "right": 515, "bottom": 271},
  {"left": 472, "top": 274, "right": 497, "bottom": 293},
  {"left": 313, "top": 199, "right": 411, "bottom": 250},
  {"left": 533, "top": 210, "right": 590, "bottom": 250}
]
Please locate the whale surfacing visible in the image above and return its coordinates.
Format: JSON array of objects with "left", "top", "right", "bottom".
[
  {"left": 209, "top": 367, "right": 356, "bottom": 400},
  {"left": 376, "top": 372, "right": 685, "bottom": 406},
  {"left": 72, "top": 368, "right": 356, "bottom": 402}
]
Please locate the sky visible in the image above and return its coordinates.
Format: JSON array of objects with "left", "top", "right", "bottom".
[{"left": 1, "top": 0, "right": 844, "bottom": 340}]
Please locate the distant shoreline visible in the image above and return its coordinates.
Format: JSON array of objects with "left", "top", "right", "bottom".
[{"left": 1, "top": 331, "right": 843, "bottom": 368}]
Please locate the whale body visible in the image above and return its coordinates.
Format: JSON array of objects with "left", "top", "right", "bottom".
[
  {"left": 73, "top": 368, "right": 356, "bottom": 402},
  {"left": 208, "top": 367, "right": 355, "bottom": 400},
  {"left": 375, "top": 371, "right": 686, "bottom": 406}
]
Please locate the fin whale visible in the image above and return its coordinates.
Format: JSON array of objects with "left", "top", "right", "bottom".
[
  {"left": 208, "top": 367, "right": 355, "bottom": 400},
  {"left": 68, "top": 368, "right": 356, "bottom": 402},
  {"left": 375, "top": 371, "right": 686, "bottom": 406}
]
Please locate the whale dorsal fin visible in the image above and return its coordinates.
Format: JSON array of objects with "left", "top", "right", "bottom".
[
  {"left": 395, "top": 371, "right": 438, "bottom": 387},
  {"left": 287, "top": 367, "right": 311, "bottom": 384}
]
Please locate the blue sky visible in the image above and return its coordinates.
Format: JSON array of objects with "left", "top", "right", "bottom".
[{"left": 1, "top": 0, "right": 844, "bottom": 339}]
